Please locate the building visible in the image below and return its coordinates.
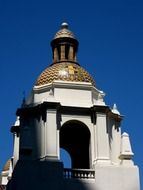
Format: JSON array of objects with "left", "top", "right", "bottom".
[{"left": 1, "top": 23, "right": 140, "bottom": 190}]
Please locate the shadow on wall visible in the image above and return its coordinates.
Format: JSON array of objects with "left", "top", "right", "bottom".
[{"left": 6, "top": 159, "right": 95, "bottom": 190}]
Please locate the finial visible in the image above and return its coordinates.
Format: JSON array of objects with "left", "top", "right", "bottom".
[
  {"left": 112, "top": 103, "right": 120, "bottom": 115},
  {"left": 113, "top": 103, "right": 117, "bottom": 110},
  {"left": 61, "top": 22, "right": 68, "bottom": 29},
  {"left": 49, "top": 89, "right": 54, "bottom": 96},
  {"left": 120, "top": 132, "right": 134, "bottom": 162},
  {"left": 14, "top": 116, "right": 20, "bottom": 126}
]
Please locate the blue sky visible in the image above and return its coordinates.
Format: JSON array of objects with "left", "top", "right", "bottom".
[{"left": 0, "top": 0, "right": 143, "bottom": 187}]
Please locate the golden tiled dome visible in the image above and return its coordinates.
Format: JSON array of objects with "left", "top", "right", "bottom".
[{"left": 35, "top": 62, "right": 95, "bottom": 86}]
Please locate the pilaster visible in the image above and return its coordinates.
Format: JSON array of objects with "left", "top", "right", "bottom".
[
  {"left": 45, "top": 108, "right": 59, "bottom": 160},
  {"left": 92, "top": 106, "right": 110, "bottom": 165},
  {"left": 108, "top": 117, "right": 121, "bottom": 165}
]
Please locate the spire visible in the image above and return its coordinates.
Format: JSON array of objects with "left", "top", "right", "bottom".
[{"left": 51, "top": 22, "right": 79, "bottom": 64}]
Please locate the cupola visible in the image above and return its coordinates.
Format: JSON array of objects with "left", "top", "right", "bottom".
[
  {"left": 51, "top": 22, "right": 78, "bottom": 63},
  {"left": 35, "top": 23, "right": 95, "bottom": 86}
]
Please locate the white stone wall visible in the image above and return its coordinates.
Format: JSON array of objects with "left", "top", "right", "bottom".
[
  {"left": 12, "top": 80, "right": 140, "bottom": 190},
  {"left": 33, "top": 81, "right": 105, "bottom": 107}
]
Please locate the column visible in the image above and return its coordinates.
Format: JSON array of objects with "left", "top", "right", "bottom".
[
  {"left": 53, "top": 47, "right": 59, "bottom": 62},
  {"left": 69, "top": 46, "right": 74, "bottom": 60},
  {"left": 60, "top": 45, "right": 65, "bottom": 60}
]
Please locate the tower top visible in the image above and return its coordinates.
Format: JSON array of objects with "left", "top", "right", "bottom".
[
  {"left": 35, "top": 23, "right": 95, "bottom": 86},
  {"left": 53, "top": 22, "right": 76, "bottom": 39}
]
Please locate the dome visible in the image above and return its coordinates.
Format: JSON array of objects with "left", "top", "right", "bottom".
[
  {"left": 54, "top": 22, "right": 76, "bottom": 39},
  {"left": 35, "top": 62, "right": 95, "bottom": 86},
  {"left": 35, "top": 23, "right": 95, "bottom": 87}
]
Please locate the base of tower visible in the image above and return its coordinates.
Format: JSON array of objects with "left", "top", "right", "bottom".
[
  {"left": 7, "top": 159, "right": 64, "bottom": 190},
  {"left": 6, "top": 160, "right": 140, "bottom": 190}
]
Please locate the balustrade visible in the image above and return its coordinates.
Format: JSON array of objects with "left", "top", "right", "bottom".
[{"left": 64, "top": 168, "right": 95, "bottom": 179}]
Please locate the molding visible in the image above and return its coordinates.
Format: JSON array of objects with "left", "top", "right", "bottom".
[
  {"left": 108, "top": 111, "right": 123, "bottom": 122},
  {"left": 33, "top": 80, "right": 97, "bottom": 93},
  {"left": 16, "top": 102, "right": 61, "bottom": 118}
]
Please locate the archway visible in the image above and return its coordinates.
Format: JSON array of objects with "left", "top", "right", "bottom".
[{"left": 60, "top": 120, "right": 90, "bottom": 169}]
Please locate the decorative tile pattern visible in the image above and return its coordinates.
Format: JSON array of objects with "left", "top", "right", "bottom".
[
  {"left": 54, "top": 28, "right": 76, "bottom": 39},
  {"left": 35, "top": 62, "right": 95, "bottom": 86}
]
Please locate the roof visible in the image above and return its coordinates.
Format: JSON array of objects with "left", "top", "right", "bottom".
[
  {"left": 35, "top": 62, "right": 95, "bottom": 86},
  {"left": 54, "top": 22, "right": 76, "bottom": 39}
]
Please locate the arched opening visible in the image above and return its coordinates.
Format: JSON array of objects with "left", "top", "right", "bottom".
[{"left": 60, "top": 120, "right": 90, "bottom": 169}]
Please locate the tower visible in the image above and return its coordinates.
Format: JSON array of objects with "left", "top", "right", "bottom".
[{"left": 7, "top": 23, "right": 140, "bottom": 190}]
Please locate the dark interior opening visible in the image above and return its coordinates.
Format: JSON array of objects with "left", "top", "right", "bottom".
[{"left": 60, "top": 120, "right": 90, "bottom": 169}]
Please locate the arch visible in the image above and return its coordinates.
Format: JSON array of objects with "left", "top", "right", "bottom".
[{"left": 60, "top": 120, "right": 91, "bottom": 169}]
